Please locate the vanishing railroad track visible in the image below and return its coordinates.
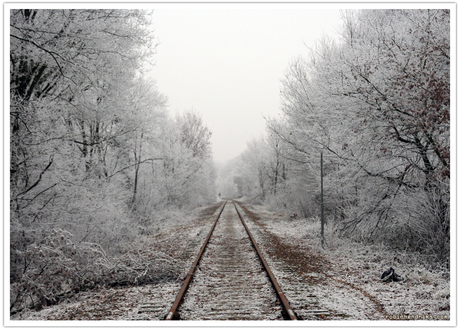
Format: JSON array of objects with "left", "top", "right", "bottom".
[{"left": 165, "top": 200, "right": 297, "bottom": 320}]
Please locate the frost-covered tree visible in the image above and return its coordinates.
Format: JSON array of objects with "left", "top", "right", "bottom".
[
  {"left": 10, "top": 9, "right": 218, "bottom": 314},
  {"left": 130, "top": 111, "right": 215, "bottom": 212},
  {"left": 267, "top": 9, "right": 449, "bottom": 261},
  {"left": 160, "top": 112, "right": 215, "bottom": 208},
  {"left": 9, "top": 9, "right": 169, "bottom": 311}
]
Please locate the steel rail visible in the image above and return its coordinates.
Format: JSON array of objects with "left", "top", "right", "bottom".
[
  {"left": 165, "top": 200, "right": 227, "bottom": 320},
  {"left": 233, "top": 200, "right": 298, "bottom": 320}
]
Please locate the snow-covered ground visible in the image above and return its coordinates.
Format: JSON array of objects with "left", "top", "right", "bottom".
[
  {"left": 10, "top": 202, "right": 222, "bottom": 322},
  {"left": 240, "top": 203, "right": 451, "bottom": 322},
  {"left": 10, "top": 201, "right": 451, "bottom": 324}
]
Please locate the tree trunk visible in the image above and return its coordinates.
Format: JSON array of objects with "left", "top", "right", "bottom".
[{"left": 131, "top": 130, "right": 143, "bottom": 208}]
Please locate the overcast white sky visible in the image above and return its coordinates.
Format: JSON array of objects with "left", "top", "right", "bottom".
[{"left": 148, "top": 4, "right": 343, "bottom": 163}]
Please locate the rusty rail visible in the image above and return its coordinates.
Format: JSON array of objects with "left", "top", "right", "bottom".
[
  {"left": 233, "top": 200, "right": 298, "bottom": 320},
  {"left": 165, "top": 200, "right": 227, "bottom": 320},
  {"left": 165, "top": 199, "right": 297, "bottom": 320}
]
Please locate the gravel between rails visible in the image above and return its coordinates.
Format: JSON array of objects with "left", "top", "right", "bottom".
[{"left": 178, "top": 202, "right": 283, "bottom": 320}]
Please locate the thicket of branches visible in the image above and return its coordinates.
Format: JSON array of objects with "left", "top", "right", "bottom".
[
  {"left": 10, "top": 9, "right": 215, "bottom": 312},
  {"left": 233, "top": 9, "right": 450, "bottom": 264}
]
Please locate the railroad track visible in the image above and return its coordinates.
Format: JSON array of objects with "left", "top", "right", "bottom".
[{"left": 165, "top": 200, "right": 297, "bottom": 320}]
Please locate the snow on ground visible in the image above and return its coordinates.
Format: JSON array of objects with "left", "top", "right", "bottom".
[
  {"left": 11, "top": 200, "right": 451, "bottom": 323},
  {"left": 11, "top": 282, "right": 180, "bottom": 321},
  {"left": 10, "top": 202, "right": 223, "bottom": 322},
  {"left": 241, "top": 202, "right": 451, "bottom": 322}
]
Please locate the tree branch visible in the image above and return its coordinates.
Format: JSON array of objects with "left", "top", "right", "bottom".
[
  {"left": 108, "top": 158, "right": 164, "bottom": 178},
  {"left": 10, "top": 34, "right": 66, "bottom": 76},
  {"left": 16, "top": 156, "right": 53, "bottom": 197}
]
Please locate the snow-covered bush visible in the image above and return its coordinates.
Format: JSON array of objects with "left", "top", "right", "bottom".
[{"left": 10, "top": 229, "right": 108, "bottom": 311}]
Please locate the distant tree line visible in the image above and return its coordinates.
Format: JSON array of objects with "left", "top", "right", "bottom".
[
  {"left": 10, "top": 9, "right": 215, "bottom": 312},
  {"left": 231, "top": 9, "right": 450, "bottom": 263}
]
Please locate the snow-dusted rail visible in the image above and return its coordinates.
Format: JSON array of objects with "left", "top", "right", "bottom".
[
  {"left": 165, "top": 200, "right": 227, "bottom": 320},
  {"left": 165, "top": 200, "right": 297, "bottom": 320},
  {"left": 233, "top": 200, "right": 297, "bottom": 320}
]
